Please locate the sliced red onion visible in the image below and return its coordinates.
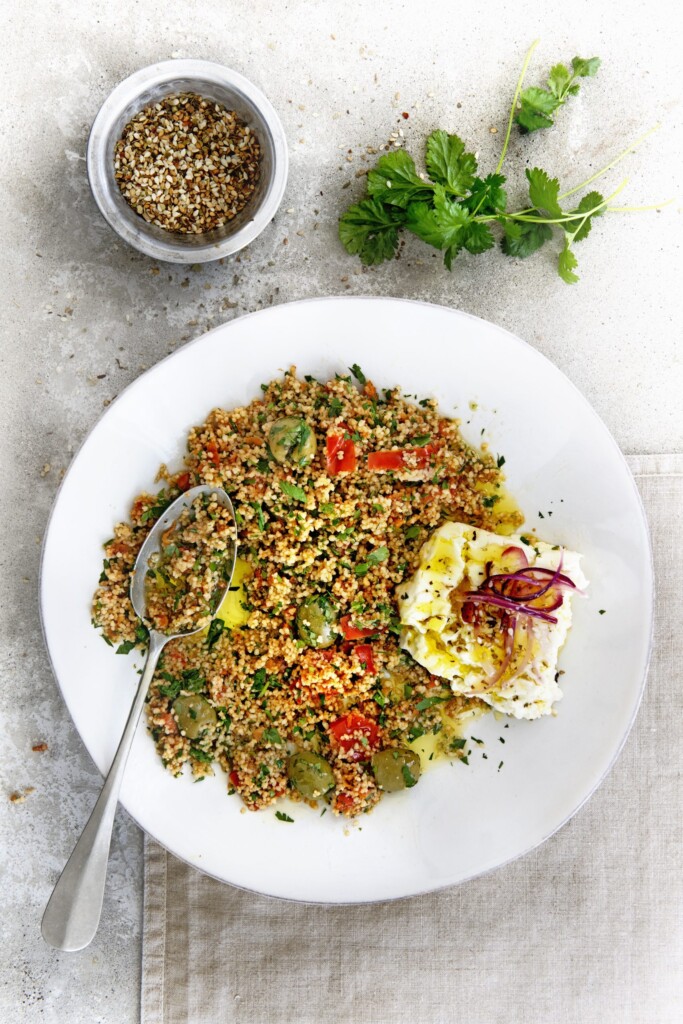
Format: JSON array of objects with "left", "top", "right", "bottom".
[
  {"left": 501, "top": 545, "right": 529, "bottom": 570},
  {"left": 481, "top": 614, "right": 517, "bottom": 689},
  {"left": 463, "top": 590, "right": 559, "bottom": 624},
  {"left": 485, "top": 555, "right": 579, "bottom": 608}
]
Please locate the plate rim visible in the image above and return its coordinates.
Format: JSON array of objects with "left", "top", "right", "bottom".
[{"left": 39, "top": 295, "right": 654, "bottom": 903}]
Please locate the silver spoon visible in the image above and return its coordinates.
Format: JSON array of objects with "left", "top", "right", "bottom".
[{"left": 41, "top": 485, "right": 236, "bottom": 951}]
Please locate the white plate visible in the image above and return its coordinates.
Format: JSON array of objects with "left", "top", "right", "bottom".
[{"left": 41, "top": 297, "right": 653, "bottom": 903}]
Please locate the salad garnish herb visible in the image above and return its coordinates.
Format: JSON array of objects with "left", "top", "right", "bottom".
[{"left": 339, "top": 42, "right": 670, "bottom": 283}]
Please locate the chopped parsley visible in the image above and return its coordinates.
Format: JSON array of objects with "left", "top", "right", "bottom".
[
  {"left": 416, "top": 694, "right": 450, "bottom": 711},
  {"left": 279, "top": 480, "right": 307, "bottom": 503},
  {"left": 251, "top": 500, "right": 266, "bottom": 531},
  {"left": 355, "top": 545, "right": 390, "bottom": 576},
  {"left": 206, "top": 618, "right": 224, "bottom": 650},
  {"left": 401, "top": 764, "right": 419, "bottom": 788},
  {"left": 349, "top": 363, "right": 367, "bottom": 386},
  {"left": 116, "top": 640, "right": 137, "bottom": 655}
]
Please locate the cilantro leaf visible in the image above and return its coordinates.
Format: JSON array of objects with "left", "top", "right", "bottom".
[
  {"left": 563, "top": 190, "right": 604, "bottom": 241},
  {"left": 501, "top": 220, "right": 553, "bottom": 258},
  {"left": 275, "top": 811, "right": 294, "bottom": 822},
  {"left": 406, "top": 187, "right": 470, "bottom": 259},
  {"left": 462, "top": 221, "right": 495, "bottom": 254},
  {"left": 443, "top": 243, "right": 462, "bottom": 271},
  {"left": 464, "top": 174, "right": 507, "bottom": 215},
  {"left": 349, "top": 364, "right": 366, "bottom": 386},
  {"left": 338, "top": 199, "right": 404, "bottom": 266},
  {"left": 520, "top": 86, "right": 561, "bottom": 117},
  {"left": 279, "top": 480, "right": 307, "bottom": 502},
  {"left": 572, "top": 56, "right": 601, "bottom": 78},
  {"left": 558, "top": 239, "right": 580, "bottom": 284},
  {"left": 367, "top": 150, "right": 434, "bottom": 208},
  {"left": 516, "top": 89, "right": 557, "bottom": 133},
  {"left": 547, "top": 63, "right": 572, "bottom": 99},
  {"left": 404, "top": 202, "right": 448, "bottom": 248},
  {"left": 432, "top": 187, "right": 471, "bottom": 255},
  {"left": 425, "top": 130, "right": 478, "bottom": 195},
  {"left": 526, "top": 168, "right": 563, "bottom": 218}
]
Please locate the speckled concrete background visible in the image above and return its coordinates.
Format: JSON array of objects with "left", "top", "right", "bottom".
[{"left": 1, "top": 0, "right": 680, "bottom": 1021}]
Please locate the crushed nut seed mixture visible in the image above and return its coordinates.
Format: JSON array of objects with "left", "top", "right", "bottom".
[{"left": 114, "top": 92, "right": 261, "bottom": 233}]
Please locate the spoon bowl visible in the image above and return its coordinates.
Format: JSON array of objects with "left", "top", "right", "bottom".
[{"left": 130, "top": 484, "right": 237, "bottom": 632}]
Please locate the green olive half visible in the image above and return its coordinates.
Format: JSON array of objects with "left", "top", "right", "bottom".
[
  {"left": 296, "top": 594, "right": 338, "bottom": 649},
  {"left": 371, "top": 748, "right": 421, "bottom": 792},
  {"left": 268, "top": 417, "right": 317, "bottom": 466},
  {"left": 172, "top": 694, "right": 217, "bottom": 739},
  {"left": 287, "top": 751, "right": 335, "bottom": 799}
]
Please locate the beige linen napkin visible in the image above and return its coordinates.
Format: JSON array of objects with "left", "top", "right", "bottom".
[{"left": 142, "top": 454, "right": 683, "bottom": 1024}]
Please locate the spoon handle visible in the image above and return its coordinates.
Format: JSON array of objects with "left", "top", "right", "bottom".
[{"left": 41, "top": 631, "right": 166, "bottom": 951}]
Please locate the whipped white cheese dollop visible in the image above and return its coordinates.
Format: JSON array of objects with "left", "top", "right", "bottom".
[{"left": 397, "top": 522, "right": 588, "bottom": 720}]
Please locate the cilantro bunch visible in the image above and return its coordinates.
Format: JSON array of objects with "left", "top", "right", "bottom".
[{"left": 339, "top": 42, "right": 664, "bottom": 284}]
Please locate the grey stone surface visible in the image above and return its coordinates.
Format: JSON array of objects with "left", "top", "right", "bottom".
[{"left": 0, "top": 1, "right": 680, "bottom": 1021}]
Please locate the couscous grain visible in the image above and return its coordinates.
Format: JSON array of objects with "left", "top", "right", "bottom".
[{"left": 92, "top": 368, "right": 522, "bottom": 817}]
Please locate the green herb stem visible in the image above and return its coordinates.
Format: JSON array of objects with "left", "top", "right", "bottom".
[
  {"left": 558, "top": 125, "right": 661, "bottom": 200},
  {"left": 495, "top": 38, "right": 539, "bottom": 174},
  {"left": 477, "top": 178, "right": 629, "bottom": 228}
]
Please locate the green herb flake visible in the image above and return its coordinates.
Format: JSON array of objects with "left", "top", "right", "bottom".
[
  {"left": 349, "top": 363, "right": 367, "bottom": 386},
  {"left": 275, "top": 811, "right": 294, "bottom": 823},
  {"left": 416, "top": 695, "right": 449, "bottom": 711},
  {"left": 206, "top": 618, "right": 224, "bottom": 650},
  {"left": 251, "top": 501, "right": 266, "bottom": 531},
  {"left": 116, "top": 640, "right": 137, "bottom": 655},
  {"left": 279, "top": 480, "right": 307, "bottom": 503}
]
